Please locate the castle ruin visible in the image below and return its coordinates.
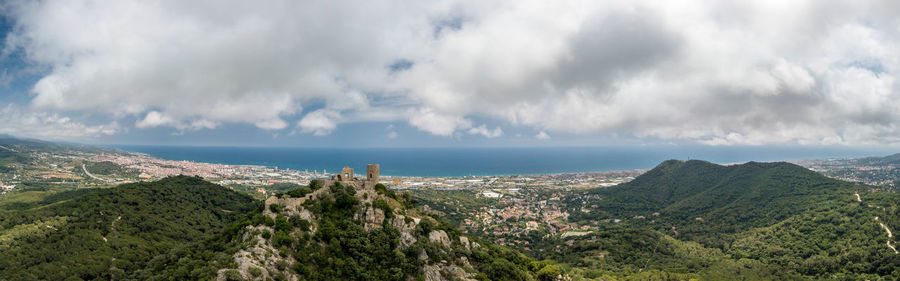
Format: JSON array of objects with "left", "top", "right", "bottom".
[{"left": 325, "top": 164, "right": 380, "bottom": 189}]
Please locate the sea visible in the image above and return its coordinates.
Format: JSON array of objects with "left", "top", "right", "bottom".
[{"left": 112, "top": 145, "right": 896, "bottom": 177}]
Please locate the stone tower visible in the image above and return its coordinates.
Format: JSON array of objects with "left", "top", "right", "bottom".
[
  {"left": 366, "top": 164, "right": 380, "bottom": 184},
  {"left": 337, "top": 166, "right": 353, "bottom": 181}
]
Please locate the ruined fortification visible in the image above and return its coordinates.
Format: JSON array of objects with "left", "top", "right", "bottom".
[{"left": 321, "top": 164, "right": 380, "bottom": 189}]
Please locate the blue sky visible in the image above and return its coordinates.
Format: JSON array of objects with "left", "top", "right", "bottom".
[{"left": 0, "top": 1, "right": 899, "bottom": 149}]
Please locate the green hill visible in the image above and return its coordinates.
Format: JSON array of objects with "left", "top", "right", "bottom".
[
  {"left": 592, "top": 160, "right": 857, "bottom": 240},
  {"left": 0, "top": 176, "right": 258, "bottom": 280},
  {"left": 855, "top": 153, "right": 900, "bottom": 166},
  {"left": 196, "top": 180, "right": 549, "bottom": 281},
  {"left": 550, "top": 160, "right": 900, "bottom": 280}
]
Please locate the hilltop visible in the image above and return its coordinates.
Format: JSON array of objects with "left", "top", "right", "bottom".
[
  {"left": 202, "top": 169, "right": 553, "bottom": 281},
  {"left": 588, "top": 160, "right": 857, "bottom": 238}
]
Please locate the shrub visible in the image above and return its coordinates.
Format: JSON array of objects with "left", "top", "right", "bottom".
[
  {"left": 536, "top": 264, "right": 562, "bottom": 281},
  {"left": 374, "top": 199, "right": 393, "bottom": 220},
  {"left": 308, "top": 180, "right": 322, "bottom": 190},
  {"left": 290, "top": 216, "right": 311, "bottom": 231},
  {"left": 274, "top": 215, "right": 291, "bottom": 232},
  {"left": 223, "top": 269, "right": 244, "bottom": 281},
  {"left": 274, "top": 231, "right": 292, "bottom": 247},
  {"left": 269, "top": 204, "right": 283, "bottom": 213},
  {"left": 248, "top": 266, "right": 263, "bottom": 277},
  {"left": 374, "top": 184, "right": 397, "bottom": 199},
  {"left": 276, "top": 260, "right": 289, "bottom": 270},
  {"left": 286, "top": 186, "right": 313, "bottom": 198}
]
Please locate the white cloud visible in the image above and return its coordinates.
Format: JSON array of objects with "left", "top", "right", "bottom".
[
  {"left": 3, "top": 0, "right": 900, "bottom": 144},
  {"left": 407, "top": 107, "right": 471, "bottom": 137},
  {"left": 467, "top": 125, "right": 503, "bottom": 138},
  {"left": 297, "top": 109, "right": 340, "bottom": 136},
  {"left": 136, "top": 110, "right": 219, "bottom": 130},
  {"left": 0, "top": 105, "right": 119, "bottom": 140},
  {"left": 536, "top": 131, "right": 550, "bottom": 140},
  {"left": 135, "top": 111, "right": 174, "bottom": 128}
]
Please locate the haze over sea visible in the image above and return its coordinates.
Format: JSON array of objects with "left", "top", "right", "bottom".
[{"left": 113, "top": 145, "right": 895, "bottom": 177}]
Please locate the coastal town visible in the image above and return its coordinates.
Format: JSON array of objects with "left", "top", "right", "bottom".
[
  {"left": 2, "top": 140, "right": 898, "bottom": 252},
  {"left": 791, "top": 154, "right": 900, "bottom": 186}
]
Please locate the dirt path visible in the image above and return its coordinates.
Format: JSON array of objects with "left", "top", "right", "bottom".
[
  {"left": 102, "top": 216, "right": 122, "bottom": 243},
  {"left": 875, "top": 217, "right": 893, "bottom": 238},
  {"left": 859, "top": 195, "right": 897, "bottom": 254}
]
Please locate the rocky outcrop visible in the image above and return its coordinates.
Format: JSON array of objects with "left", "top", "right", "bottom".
[
  {"left": 216, "top": 225, "right": 298, "bottom": 281},
  {"left": 423, "top": 264, "right": 442, "bottom": 281},
  {"left": 459, "top": 236, "right": 471, "bottom": 251},
  {"left": 263, "top": 187, "right": 329, "bottom": 218},
  {"left": 392, "top": 215, "right": 420, "bottom": 248},
  {"left": 423, "top": 263, "right": 477, "bottom": 281},
  {"left": 360, "top": 205, "right": 385, "bottom": 231},
  {"left": 428, "top": 230, "right": 451, "bottom": 248},
  {"left": 220, "top": 178, "right": 509, "bottom": 281}
]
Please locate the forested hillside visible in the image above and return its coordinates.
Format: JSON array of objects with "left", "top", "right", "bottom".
[
  {"left": 551, "top": 160, "right": 900, "bottom": 280},
  {"left": 0, "top": 176, "right": 258, "bottom": 280},
  {"left": 585, "top": 160, "right": 858, "bottom": 240}
]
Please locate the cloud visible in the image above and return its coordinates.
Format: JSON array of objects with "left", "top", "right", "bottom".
[
  {"left": 135, "top": 111, "right": 174, "bottom": 129},
  {"left": 536, "top": 131, "right": 550, "bottom": 140},
  {"left": 467, "top": 125, "right": 502, "bottom": 138},
  {"left": 0, "top": 105, "right": 119, "bottom": 140},
  {"left": 297, "top": 109, "right": 340, "bottom": 136},
  {"left": 3, "top": 0, "right": 900, "bottom": 144},
  {"left": 136, "top": 110, "right": 218, "bottom": 130},
  {"left": 407, "top": 107, "right": 471, "bottom": 136}
]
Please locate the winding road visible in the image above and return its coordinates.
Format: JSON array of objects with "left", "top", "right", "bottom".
[
  {"left": 858, "top": 193, "right": 898, "bottom": 254},
  {"left": 82, "top": 164, "right": 110, "bottom": 182}
]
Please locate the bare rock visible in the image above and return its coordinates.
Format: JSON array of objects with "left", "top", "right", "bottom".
[
  {"left": 459, "top": 236, "right": 471, "bottom": 251},
  {"left": 419, "top": 249, "right": 429, "bottom": 262},
  {"left": 423, "top": 264, "right": 443, "bottom": 281},
  {"left": 447, "top": 265, "right": 476, "bottom": 281},
  {"left": 391, "top": 215, "right": 418, "bottom": 248},
  {"left": 428, "top": 230, "right": 451, "bottom": 248}
]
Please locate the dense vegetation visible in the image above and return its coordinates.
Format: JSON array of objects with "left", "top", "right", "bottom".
[
  {"left": 557, "top": 160, "right": 900, "bottom": 280},
  {"left": 0, "top": 176, "right": 257, "bottom": 280},
  {"left": 577, "top": 161, "right": 859, "bottom": 242},
  {"left": 415, "top": 160, "right": 900, "bottom": 280}
]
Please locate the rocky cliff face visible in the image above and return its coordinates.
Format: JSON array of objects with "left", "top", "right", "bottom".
[{"left": 214, "top": 180, "right": 525, "bottom": 281}]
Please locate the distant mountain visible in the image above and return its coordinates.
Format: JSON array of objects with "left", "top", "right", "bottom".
[
  {"left": 591, "top": 160, "right": 857, "bottom": 238},
  {"left": 854, "top": 153, "right": 900, "bottom": 166},
  {"left": 0, "top": 176, "right": 258, "bottom": 280},
  {"left": 551, "top": 159, "right": 900, "bottom": 280}
]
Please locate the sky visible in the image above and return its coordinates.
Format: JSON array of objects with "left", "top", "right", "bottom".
[{"left": 0, "top": 1, "right": 898, "bottom": 148}]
